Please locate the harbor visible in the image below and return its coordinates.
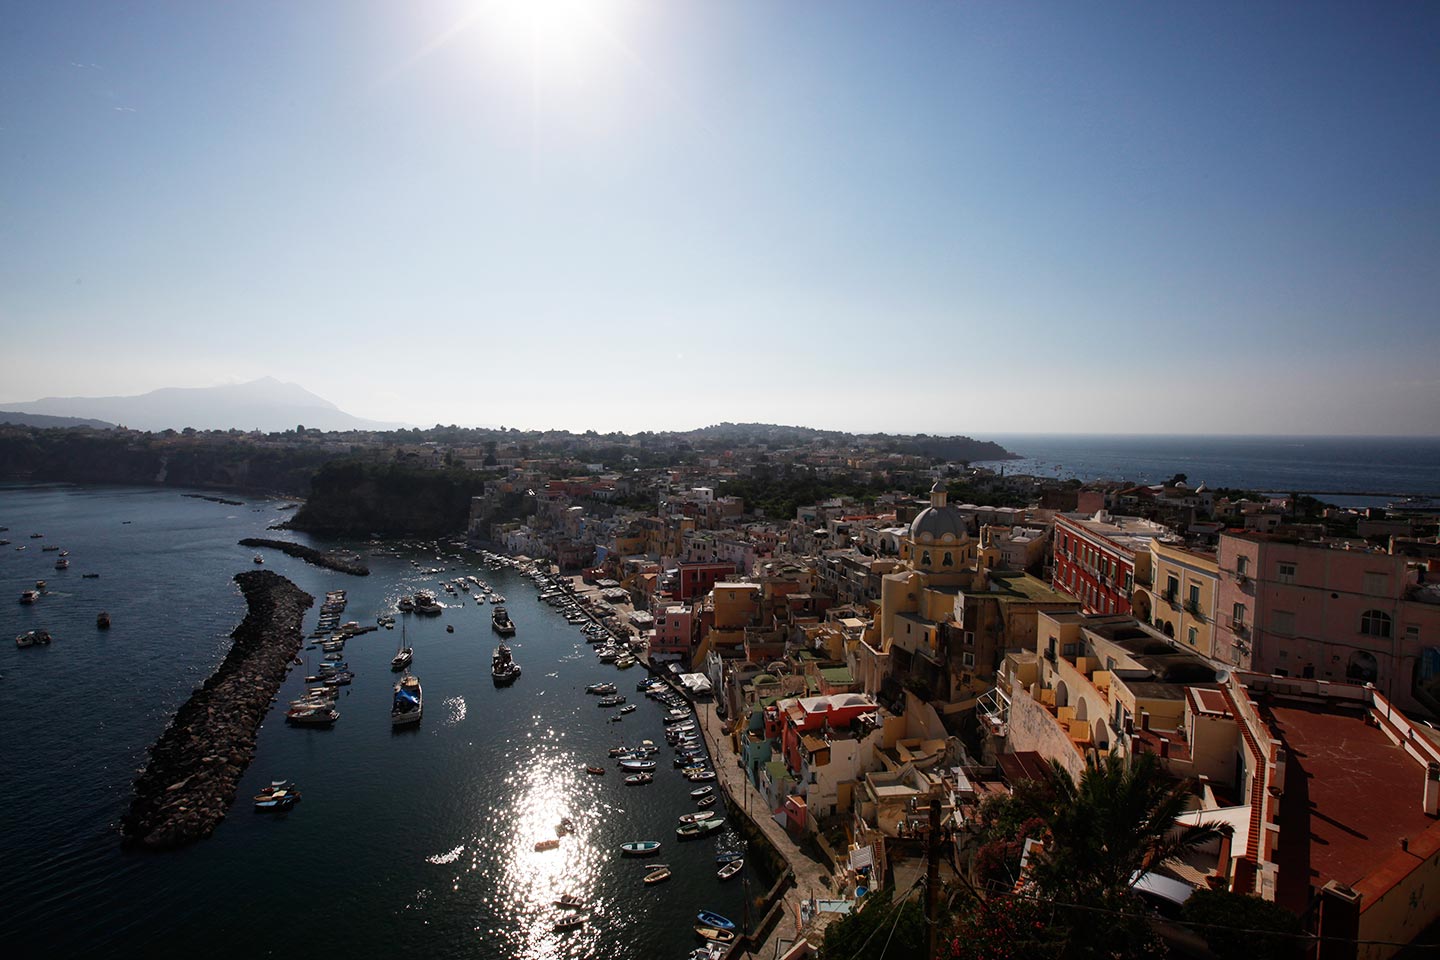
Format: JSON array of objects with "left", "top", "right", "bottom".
[{"left": 0, "top": 484, "right": 752, "bottom": 959}]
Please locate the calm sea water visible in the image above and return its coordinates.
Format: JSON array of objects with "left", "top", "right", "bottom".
[
  {"left": 973, "top": 434, "right": 1440, "bottom": 506},
  {"left": 0, "top": 485, "right": 750, "bottom": 960}
]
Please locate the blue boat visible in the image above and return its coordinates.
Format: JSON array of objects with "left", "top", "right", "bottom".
[{"left": 696, "top": 910, "right": 735, "bottom": 932}]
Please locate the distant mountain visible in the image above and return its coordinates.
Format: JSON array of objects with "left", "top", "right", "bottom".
[
  {"left": 0, "top": 410, "right": 114, "bottom": 430},
  {"left": 0, "top": 378, "right": 404, "bottom": 433}
]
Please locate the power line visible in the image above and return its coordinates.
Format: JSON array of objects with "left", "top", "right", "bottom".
[{"left": 839, "top": 875, "right": 924, "bottom": 960}]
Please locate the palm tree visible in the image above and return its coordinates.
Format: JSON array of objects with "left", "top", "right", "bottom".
[{"left": 1030, "top": 751, "right": 1231, "bottom": 904}]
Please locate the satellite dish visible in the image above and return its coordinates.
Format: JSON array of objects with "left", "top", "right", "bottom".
[{"left": 1215, "top": 669, "right": 1231, "bottom": 684}]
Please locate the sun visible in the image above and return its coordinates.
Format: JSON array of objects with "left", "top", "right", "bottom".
[{"left": 474, "top": 0, "right": 621, "bottom": 79}]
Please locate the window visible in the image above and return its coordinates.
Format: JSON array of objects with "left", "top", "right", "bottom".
[
  {"left": 921, "top": 551, "right": 931, "bottom": 566},
  {"left": 962, "top": 652, "right": 975, "bottom": 667},
  {"left": 1363, "top": 572, "right": 1389, "bottom": 596},
  {"left": 1124, "top": 571, "right": 1133, "bottom": 592},
  {"left": 1165, "top": 575, "right": 1179, "bottom": 602},
  {"left": 1272, "top": 610, "right": 1296, "bottom": 635},
  {"left": 1232, "top": 602, "right": 1246, "bottom": 625},
  {"left": 942, "top": 552, "right": 953, "bottom": 567},
  {"left": 1360, "top": 609, "right": 1392, "bottom": 638},
  {"left": 1187, "top": 626, "right": 1197, "bottom": 646},
  {"left": 1405, "top": 625, "right": 1420, "bottom": 642},
  {"left": 1277, "top": 562, "right": 1296, "bottom": 584},
  {"left": 1236, "top": 555, "right": 1250, "bottom": 576},
  {"left": 1188, "top": 584, "right": 1201, "bottom": 611},
  {"left": 963, "top": 631, "right": 975, "bottom": 647}
]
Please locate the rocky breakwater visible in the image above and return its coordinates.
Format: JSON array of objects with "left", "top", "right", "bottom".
[
  {"left": 121, "top": 571, "right": 314, "bottom": 850},
  {"left": 238, "top": 537, "right": 369, "bottom": 576}
]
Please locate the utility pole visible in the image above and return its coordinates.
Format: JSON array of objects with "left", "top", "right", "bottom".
[{"left": 925, "top": 797, "right": 942, "bottom": 960}]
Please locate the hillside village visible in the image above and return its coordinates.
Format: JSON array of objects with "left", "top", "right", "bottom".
[{"left": 410, "top": 425, "right": 1440, "bottom": 959}]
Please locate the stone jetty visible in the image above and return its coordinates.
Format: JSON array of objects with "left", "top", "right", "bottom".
[
  {"left": 238, "top": 537, "right": 369, "bottom": 576},
  {"left": 121, "top": 571, "right": 313, "bottom": 850}
]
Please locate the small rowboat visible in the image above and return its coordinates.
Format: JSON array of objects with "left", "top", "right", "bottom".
[
  {"left": 643, "top": 866, "right": 671, "bottom": 885},
  {"left": 696, "top": 910, "right": 736, "bottom": 932},
  {"left": 717, "top": 858, "right": 744, "bottom": 881},
  {"left": 554, "top": 916, "right": 586, "bottom": 932},
  {"left": 625, "top": 773, "right": 653, "bottom": 785},
  {"left": 690, "top": 786, "right": 714, "bottom": 799},
  {"left": 620, "top": 840, "right": 662, "bottom": 856},
  {"left": 678, "top": 811, "right": 711, "bottom": 824},
  {"left": 696, "top": 795, "right": 717, "bottom": 808},
  {"left": 554, "top": 895, "right": 585, "bottom": 910},
  {"left": 586, "top": 765, "right": 605, "bottom": 775},
  {"left": 694, "top": 925, "right": 736, "bottom": 944},
  {"left": 534, "top": 838, "right": 560, "bottom": 852}
]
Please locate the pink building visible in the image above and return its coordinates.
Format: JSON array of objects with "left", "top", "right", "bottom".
[
  {"left": 1215, "top": 532, "right": 1440, "bottom": 713},
  {"left": 651, "top": 604, "right": 696, "bottom": 662}
]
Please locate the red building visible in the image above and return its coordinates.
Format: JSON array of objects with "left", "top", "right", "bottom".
[
  {"left": 776, "top": 694, "right": 879, "bottom": 774},
  {"left": 675, "top": 561, "right": 739, "bottom": 601},
  {"left": 1051, "top": 512, "right": 1166, "bottom": 616}
]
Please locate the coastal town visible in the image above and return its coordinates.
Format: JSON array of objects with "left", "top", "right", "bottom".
[{"left": 335, "top": 425, "right": 1440, "bottom": 960}]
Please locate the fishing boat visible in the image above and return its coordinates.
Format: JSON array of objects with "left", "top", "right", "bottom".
[
  {"left": 15, "top": 629, "right": 51, "bottom": 648},
  {"left": 643, "top": 866, "right": 671, "bottom": 885},
  {"left": 492, "top": 641, "right": 521, "bottom": 684},
  {"left": 687, "top": 770, "right": 717, "bottom": 782},
  {"left": 690, "top": 786, "right": 714, "bottom": 799},
  {"left": 696, "top": 794, "right": 717, "bottom": 808},
  {"left": 598, "top": 694, "right": 625, "bottom": 707},
  {"left": 676, "top": 817, "right": 725, "bottom": 839},
  {"left": 696, "top": 910, "right": 736, "bottom": 932},
  {"left": 586, "top": 765, "right": 606, "bottom": 776},
  {"left": 618, "top": 758, "right": 656, "bottom": 772},
  {"left": 620, "top": 704, "right": 637, "bottom": 714},
  {"left": 678, "top": 812, "right": 712, "bottom": 824},
  {"left": 693, "top": 925, "right": 736, "bottom": 945},
  {"left": 96, "top": 611, "right": 111, "bottom": 629},
  {"left": 491, "top": 604, "right": 516, "bottom": 637},
  {"left": 553, "top": 916, "right": 585, "bottom": 932},
  {"left": 554, "top": 895, "right": 585, "bottom": 910},
  {"left": 413, "top": 591, "right": 443, "bottom": 616},
  {"left": 717, "top": 858, "right": 744, "bottom": 881},
  {"left": 619, "top": 840, "right": 661, "bottom": 857},
  {"left": 285, "top": 705, "right": 339, "bottom": 726},
  {"left": 54, "top": 557, "right": 69, "bottom": 570},
  {"left": 391, "top": 673, "right": 422, "bottom": 726},
  {"left": 624, "top": 772, "right": 653, "bottom": 785}
]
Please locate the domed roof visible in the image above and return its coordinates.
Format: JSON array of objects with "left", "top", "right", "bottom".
[
  {"left": 910, "top": 479, "right": 967, "bottom": 543},
  {"left": 910, "top": 505, "right": 967, "bottom": 543}
]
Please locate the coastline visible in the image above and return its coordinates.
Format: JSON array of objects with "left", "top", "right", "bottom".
[
  {"left": 239, "top": 537, "right": 370, "bottom": 576},
  {"left": 121, "top": 571, "right": 313, "bottom": 850}
]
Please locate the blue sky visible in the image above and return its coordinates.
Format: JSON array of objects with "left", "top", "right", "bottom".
[{"left": 2, "top": 1, "right": 1436, "bottom": 435}]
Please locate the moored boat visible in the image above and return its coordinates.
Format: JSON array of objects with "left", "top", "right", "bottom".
[
  {"left": 286, "top": 705, "right": 339, "bottom": 726},
  {"left": 643, "top": 866, "right": 671, "bottom": 885},
  {"left": 15, "top": 629, "right": 52, "bottom": 648},
  {"left": 619, "top": 840, "right": 661, "bottom": 856},
  {"left": 391, "top": 673, "right": 422, "bottom": 726},
  {"left": 492, "top": 641, "right": 521, "bottom": 684},
  {"left": 696, "top": 910, "right": 736, "bottom": 932},
  {"left": 694, "top": 925, "right": 736, "bottom": 945},
  {"left": 624, "top": 772, "right": 653, "bottom": 785},
  {"left": 96, "top": 611, "right": 111, "bottom": 629},
  {"left": 717, "top": 858, "right": 744, "bottom": 881},
  {"left": 491, "top": 604, "right": 516, "bottom": 636}
]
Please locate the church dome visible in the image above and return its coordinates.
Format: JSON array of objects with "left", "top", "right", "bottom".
[{"left": 910, "top": 480, "right": 967, "bottom": 543}]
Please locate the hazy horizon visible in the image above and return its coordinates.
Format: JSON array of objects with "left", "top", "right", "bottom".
[{"left": 4, "top": 2, "right": 1437, "bottom": 435}]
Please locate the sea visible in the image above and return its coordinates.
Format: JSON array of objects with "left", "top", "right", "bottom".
[
  {"left": 972, "top": 434, "right": 1440, "bottom": 508},
  {"left": 0, "top": 485, "right": 750, "bottom": 960}
]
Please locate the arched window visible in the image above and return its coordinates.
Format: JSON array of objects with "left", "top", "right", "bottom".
[
  {"left": 921, "top": 551, "right": 931, "bottom": 567},
  {"left": 1347, "top": 650, "right": 1378, "bottom": 683},
  {"left": 942, "top": 552, "right": 953, "bottom": 567},
  {"left": 1360, "top": 609, "right": 1392, "bottom": 638}
]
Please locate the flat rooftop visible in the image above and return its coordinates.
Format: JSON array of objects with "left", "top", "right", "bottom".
[{"left": 1261, "top": 700, "right": 1438, "bottom": 909}]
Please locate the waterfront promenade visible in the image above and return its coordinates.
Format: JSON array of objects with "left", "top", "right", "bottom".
[{"left": 693, "top": 698, "right": 842, "bottom": 958}]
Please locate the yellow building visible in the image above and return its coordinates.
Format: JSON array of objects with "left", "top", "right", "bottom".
[{"left": 1136, "top": 541, "right": 1221, "bottom": 659}]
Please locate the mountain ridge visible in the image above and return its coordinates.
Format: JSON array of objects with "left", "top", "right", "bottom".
[{"left": 0, "top": 378, "right": 404, "bottom": 433}]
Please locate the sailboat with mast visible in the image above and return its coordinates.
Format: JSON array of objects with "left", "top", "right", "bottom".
[{"left": 391, "top": 618, "right": 413, "bottom": 671}]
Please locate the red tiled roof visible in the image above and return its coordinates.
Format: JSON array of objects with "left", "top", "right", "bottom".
[{"left": 1262, "top": 702, "right": 1438, "bottom": 905}]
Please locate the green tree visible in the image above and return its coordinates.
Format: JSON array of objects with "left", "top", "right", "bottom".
[
  {"left": 1029, "top": 752, "right": 1229, "bottom": 904},
  {"left": 818, "top": 887, "right": 928, "bottom": 960}
]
